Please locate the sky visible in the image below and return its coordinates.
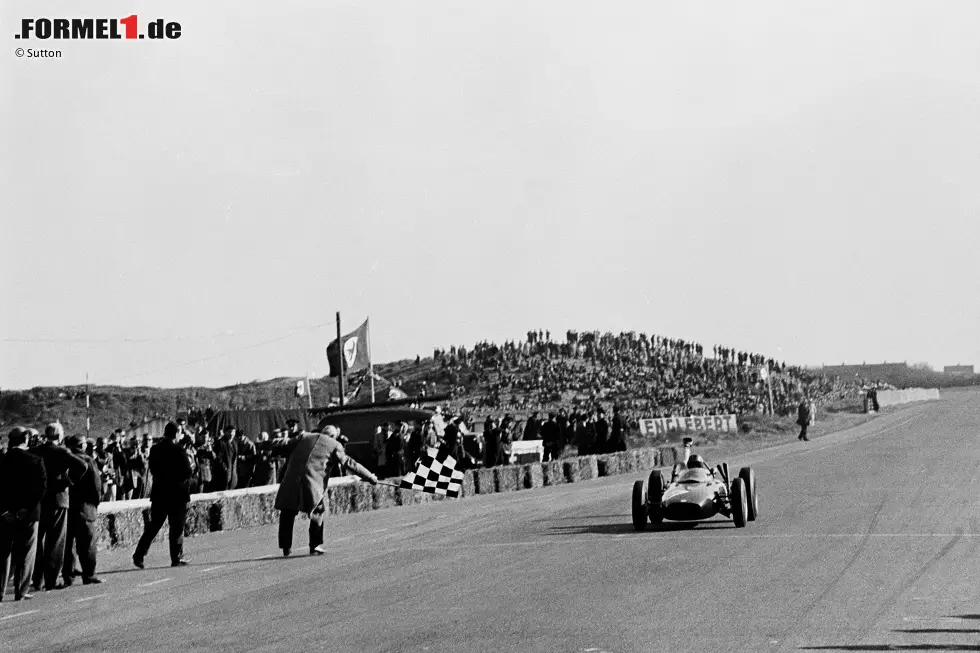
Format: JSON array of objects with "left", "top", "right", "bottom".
[{"left": 1, "top": 1, "right": 978, "bottom": 390}]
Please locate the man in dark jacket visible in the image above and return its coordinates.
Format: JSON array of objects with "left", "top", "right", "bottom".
[
  {"left": 797, "top": 399, "right": 811, "bottom": 441},
  {"left": 540, "top": 413, "right": 561, "bottom": 462},
  {"left": 133, "top": 422, "right": 193, "bottom": 568},
  {"left": 0, "top": 427, "right": 47, "bottom": 601},
  {"left": 594, "top": 408, "right": 609, "bottom": 454},
  {"left": 523, "top": 412, "right": 541, "bottom": 441},
  {"left": 556, "top": 409, "right": 571, "bottom": 452},
  {"left": 608, "top": 405, "right": 628, "bottom": 452},
  {"left": 31, "top": 422, "right": 88, "bottom": 591},
  {"left": 212, "top": 425, "right": 239, "bottom": 491},
  {"left": 62, "top": 435, "right": 103, "bottom": 586}
]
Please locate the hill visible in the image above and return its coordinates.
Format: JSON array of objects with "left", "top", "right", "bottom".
[
  {"left": 0, "top": 358, "right": 451, "bottom": 435},
  {"left": 0, "top": 329, "right": 903, "bottom": 437}
]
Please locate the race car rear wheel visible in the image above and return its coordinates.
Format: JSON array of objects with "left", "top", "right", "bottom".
[
  {"left": 738, "top": 466, "right": 758, "bottom": 521},
  {"left": 647, "top": 469, "right": 666, "bottom": 524},
  {"left": 730, "top": 477, "right": 748, "bottom": 528},
  {"left": 632, "top": 480, "right": 648, "bottom": 531}
]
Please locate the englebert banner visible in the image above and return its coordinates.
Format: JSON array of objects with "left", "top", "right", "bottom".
[{"left": 638, "top": 414, "right": 738, "bottom": 437}]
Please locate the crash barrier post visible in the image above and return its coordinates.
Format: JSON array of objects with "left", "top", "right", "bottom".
[{"left": 94, "top": 445, "right": 682, "bottom": 551}]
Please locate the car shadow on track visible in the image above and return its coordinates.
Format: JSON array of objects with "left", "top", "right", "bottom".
[{"left": 546, "top": 520, "right": 737, "bottom": 535}]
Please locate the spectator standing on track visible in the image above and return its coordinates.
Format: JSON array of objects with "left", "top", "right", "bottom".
[
  {"left": 273, "top": 425, "right": 377, "bottom": 557},
  {"left": 31, "top": 423, "right": 87, "bottom": 592},
  {"left": 0, "top": 427, "right": 47, "bottom": 602},
  {"left": 797, "top": 399, "right": 811, "bottom": 442},
  {"left": 62, "top": 435, "right": 103, "bottom": 586},
  {"left": 133, "top": 422, "right": 193, "bottom": 569}
]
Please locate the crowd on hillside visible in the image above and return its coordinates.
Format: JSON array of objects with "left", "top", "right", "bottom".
[{"left": 432, "top": 329, "right": 866, "bottom": 420}]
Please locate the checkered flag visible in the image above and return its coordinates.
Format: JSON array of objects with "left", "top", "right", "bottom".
[{"left": 399, "top": 451, "right": 464, "bottom": 498}]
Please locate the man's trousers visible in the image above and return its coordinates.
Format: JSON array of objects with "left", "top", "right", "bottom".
[
  {"left": 134, "top": 501, "right": 187, "bottom": 565},
  {"left": 63, "top": 511, "right": 97, "bottom": 582},
  {"left": 32, "top": 505, "right": 67, "bottom": 590},
  {"left": 278, "top": 504, "right": 325, "bottom": 552},
  {"left": 0, "top": 519, "right": 38, "bottom": 600}
]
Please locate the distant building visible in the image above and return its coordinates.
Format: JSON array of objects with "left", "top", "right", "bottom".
[{"left": 944, "top": 365, "right": 974, "bottom": 377}]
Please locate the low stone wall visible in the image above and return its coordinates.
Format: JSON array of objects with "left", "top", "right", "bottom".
[{"left": 94, "top": 446, "right": 678, "bottom": 551}]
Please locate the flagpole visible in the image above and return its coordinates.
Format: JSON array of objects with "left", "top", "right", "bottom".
[
  {"left": 307, "top": 372, "right": 314, "bottom": 410},
  {"left": 85, "top": 372, "right": 91, "bottom": 439},
  {"left": 368, "top": 317, "right": 375, "bottom": 404},
  {"left": 336, "top": 311, "right": 345, "bottom": 408}
]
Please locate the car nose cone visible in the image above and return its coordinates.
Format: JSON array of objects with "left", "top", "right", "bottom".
[{"left": 662, "top": 486, "right": 717, "bottom": 520}]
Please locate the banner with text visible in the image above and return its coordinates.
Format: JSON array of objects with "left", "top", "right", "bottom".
[{"left": 638, "top": 414, "right": 738, "bottom": 437}]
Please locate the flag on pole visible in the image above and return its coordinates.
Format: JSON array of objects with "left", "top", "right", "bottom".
[
  {"left": 326, "top": 318, "right": 370, "bottom": 377},
  {"left": 295, "top": 380, "right": 306, "bottom": 397},
  {"left": 399, "top": 450, "right": 465, "bottom": 498}
]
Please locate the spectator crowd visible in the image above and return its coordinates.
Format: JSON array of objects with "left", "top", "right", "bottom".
[{"left": 431, "top": 329, "right": 868, "bottom": 425}]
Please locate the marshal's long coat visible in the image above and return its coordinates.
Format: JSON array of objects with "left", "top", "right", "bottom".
[{"left": 274, "top": 433, "right": 372, "bottom": 514}]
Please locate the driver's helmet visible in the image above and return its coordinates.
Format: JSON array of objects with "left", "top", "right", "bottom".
[{"left": 686, "top": 454, "right": 707, "bottom": 469}]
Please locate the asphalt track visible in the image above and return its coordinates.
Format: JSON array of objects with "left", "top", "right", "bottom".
[{"left": 3, "top": 390, "right": 980, "bottom": 653}]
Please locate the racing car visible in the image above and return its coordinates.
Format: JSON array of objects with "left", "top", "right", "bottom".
[{"left": 631, "top": 438, "right": 759, "bottom": 530}]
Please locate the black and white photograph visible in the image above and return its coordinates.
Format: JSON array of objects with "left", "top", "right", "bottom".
[{"left": 2, "top": 1, "right": 979, "bottom": 651}]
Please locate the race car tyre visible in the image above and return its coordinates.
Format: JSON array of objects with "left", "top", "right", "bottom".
[
  {"left": 738, "top": 466, "right": 759, "bottom": 521},
  {"left": 632, "top": 480, "right": 648, "bottom": 531},
  {"left": 730, "top": 477, "right": 748, "bottom": 528},
  {"left": 647, "top": 469, "right": 666, "bottom": 524}
]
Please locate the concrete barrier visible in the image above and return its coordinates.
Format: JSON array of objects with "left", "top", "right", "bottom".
[{"left": 95, "top": 446, "right": 683, "bottom": 551}]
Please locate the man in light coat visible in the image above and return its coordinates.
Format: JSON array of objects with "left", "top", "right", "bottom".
[{"left": 274, "top": 425, "right": 377, "bottom": 557}]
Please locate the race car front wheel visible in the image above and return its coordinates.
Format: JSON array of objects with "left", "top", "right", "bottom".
[
  {"left": 632, "top": 480, "right": 648, "bottom": 531},
  {"left": 738, "top": 466, "right": 758, "bottom": 521},
  {"left": 730, "top": 477, "right": 748, "bottom": 528},
  {"left": 647, "top": 469, "right": 666, "bottom": 524}
]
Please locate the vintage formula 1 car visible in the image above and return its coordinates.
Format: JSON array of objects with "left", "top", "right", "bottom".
[{"left": 631, "top": 438, "right": 759, "bottom": 530}]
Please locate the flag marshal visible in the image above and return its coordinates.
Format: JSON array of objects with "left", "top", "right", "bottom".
[{"left": 327, "top": 318, "right": 371, "bottom": 377}]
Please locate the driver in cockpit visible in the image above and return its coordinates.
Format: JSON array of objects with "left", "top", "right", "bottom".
[{"left": 686, "top": 453, "right": 708, "bottom": 470}]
